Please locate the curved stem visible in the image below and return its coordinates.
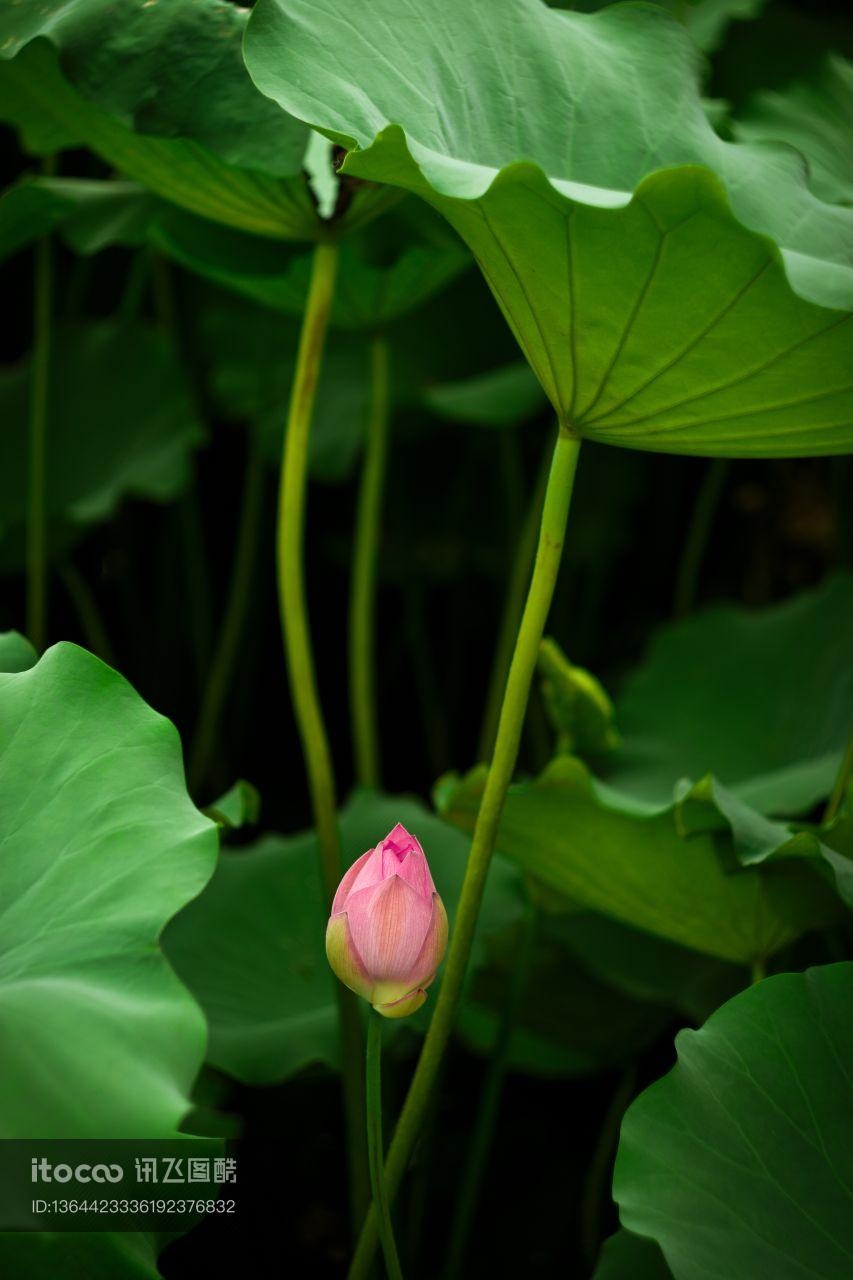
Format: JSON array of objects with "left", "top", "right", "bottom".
[
  {"left": 673, "top": 457, "right": 728, "bottom": 618},
  {"left": 445, "top": 902, "right": 538, "bottom": 1280},
  {"left": 189, "top": 442, "right": 265, "bottom": 794},
  {"left": 349, "top": 335, "right": 390, "bottom": 787},
  {"left": 348, "top": 426, "right": 582, "bottom": 1279},
  {"left": 477, "top": 451, "right": 549, "bottom": 762},
  {"left": 276, "top": 240, "right": 368, "bottom": 1226},
  {"left": 278, "top": 239, "right": 341, "bottom": 896},
  {"left": 367, "top": 1011, "right": 404, "bottom": 1280},
  {"left": 26, "top": 157, "right": 56, "bottom": 652}
]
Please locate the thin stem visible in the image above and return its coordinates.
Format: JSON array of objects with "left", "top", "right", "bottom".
[
  {"left": 445, "top": 902, "right": 538, "bottom": 1280},
  {"left": 823, "top": 735, "right": 853, "bottom": 825},
  {"left": 367, "top": 1011, "right": 404, "bottom": 1280},
  {"left": 189, "top": 442, "right": 266, "bottom": 794},
  {"left": 751, "top": 956, "right": 766, "bottom": 985},
  {"left": 478, "top": 450, "right": 550, "bottom": 761},
  {"left": 278, "top": 238, "right": 341, "bottom": 898},
  {"left": 276, "top": 239, "right": 368, "bottom": 1226},
  {"left": 349, "top": 335, "right": 390, "bottom": 788},
  {"left": 59, "top": 561, "right": 116, "bottom": 667},
  {"left": 348, "top": 426, "right": 582, "bottom": 1280},
  {"left": 673, "top": 457, "right": 728, "bottom": 618},
  {"left": 579, "top": 1066, "right": 637, "bottom": 1270},
  {"left": 26, "top": 156, "right": 56, "bottom": 652}
]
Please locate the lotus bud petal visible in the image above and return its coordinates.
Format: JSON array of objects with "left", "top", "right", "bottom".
[{"left": 325, "top": 823, "right": 448, "bottom": 1019}]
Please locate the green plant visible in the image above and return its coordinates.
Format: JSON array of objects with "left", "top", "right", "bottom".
[{"left": 1, "top": 1, "right": 852, "bottom": 1276}]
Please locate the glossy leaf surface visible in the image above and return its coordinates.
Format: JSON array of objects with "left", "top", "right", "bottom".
[
  {"left": 246, "top": 0, "right": 853, "bottom": 455},
  {"left": 0, "top": 643, "right": 217, "bottom": 1136},
  {"left": 438, "top": 757, "right": 838, "bottom": 964},
  {"left": 615, "top": 964, "right": 853, "bottom": 1280}
]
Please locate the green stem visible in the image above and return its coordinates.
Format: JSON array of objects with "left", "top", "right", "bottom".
[
  {"left": 751, "top": 956, "right": 766, "bottom": 985},
  {"left": 59, "top": 561, "right": 115, "bottom": 667},
  {"left": 673, "top": 457, "right": 728, "bottom": 618},
  {"left": 279, "top": 239, "right": 341, "bottom": 898},
  {"left": 579, "top": 1066, "right": 637, "bottom": 1270},
  {"left": 824, "top": 735, "right": 853, "bottom": 825},
  {"left": 349, "top": 335, "right": 390, "bottom": 787},
  {"left": 276, "top": 239, "right": 368, "bottom": 1226},
  {"left": 367, "top": 1011, "right": 405, "bottom": 1280},
  {"left": 189, "top": 443, "right": 265, "bottom": 794},
  {"left": 26, "top": 157, "right": 56, "bottom": 652},
  {"left": 477, "top": 451, "right": 549, "bottom": 761},
  {"left": 347, "top": 425, "right": 582, "bottom": 1280},
  {"left": 445, "top": 902, "right": 538, "bottom": 1280}
]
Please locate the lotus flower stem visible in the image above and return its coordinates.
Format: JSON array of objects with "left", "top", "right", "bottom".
[
  {"left": 348, "top": 424, "right": 582, "bottom": 1279},
  {"left": 278, "top": 238, "right": 342, "bottom": 899},
  {"left": 349, "top": 335, "right": 390, "bottom": 787},
  {"left": 367, "top": 1009, "right": 405, "bottom": 1280},
  {"left": 277, "top": 238, "right": 368, "bottom": 1223},
  {"left": 26, "top": 155, "right": 56, "bottom": 653}
]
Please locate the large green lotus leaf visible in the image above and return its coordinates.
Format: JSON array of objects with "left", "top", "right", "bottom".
[
  {"left": 437, "top": 756, "right": 838, "bottom": 965},
  {"left": 614, "top": 964, "right": 853, "bottom": 1280},
  {"left": 610, "top": 575, "right": 853, "bottom": 814},
  {"left": 0, "top": 320, "right": 203, "bottom": 560},
  {"left": 0, "top": 4, "right": 317, "bottom": 239},
  {"left": 149, "top": 204, "right": 469, "bottom": 330},
  {"left": 0, "top": 643, "right": 218, "bottom": 1135},
  {"left": 246, "top": 0, "right": 853, "bottom": 456},
  {"left": 165, "top": 788, "right": 523, "bottom": 1083},
  {"left": 592, "top": 1229, "right": 673, "bottom": 1280},
  {"left": 735, "top": 56, "right": 853, "bottom": 206},
  {"left": 0, "top": 1233, "right": 162, "bottom": 1280}
]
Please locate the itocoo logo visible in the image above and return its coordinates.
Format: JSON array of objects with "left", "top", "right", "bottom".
[{"left": 31, "top": 1158, "right": 123, "bottom": 1183}]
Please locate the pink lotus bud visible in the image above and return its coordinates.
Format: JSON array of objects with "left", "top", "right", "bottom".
[{"left": 326, "top": 823, "right": 448, "bottom": 1019}]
